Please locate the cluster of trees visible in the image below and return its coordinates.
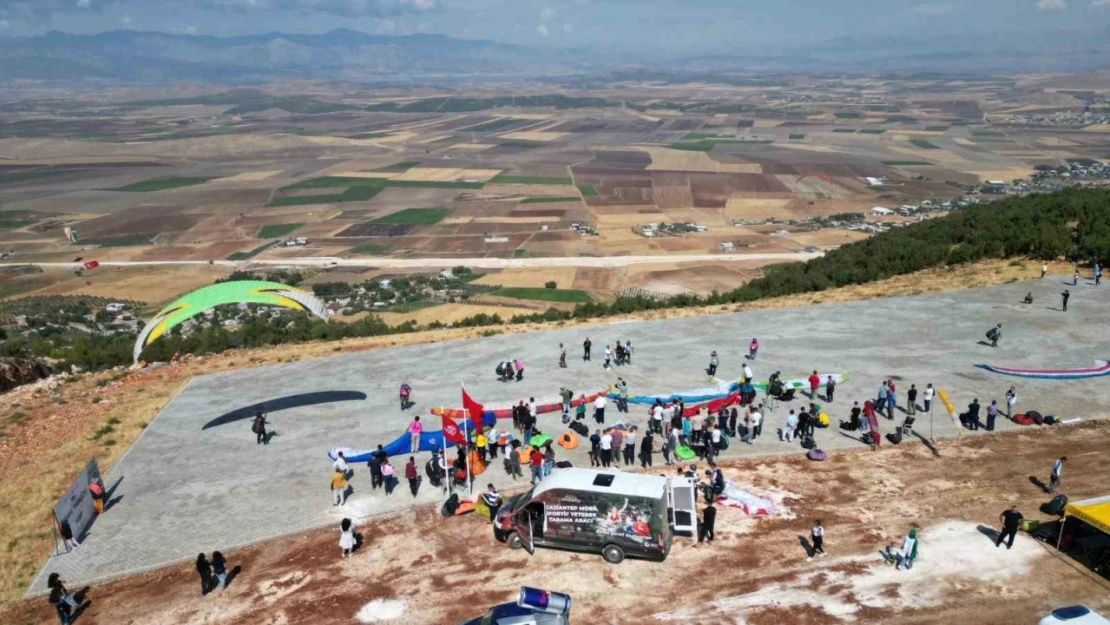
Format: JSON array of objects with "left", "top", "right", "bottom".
[{"left": 5, "top": 189, "right": 1107, "bottom": 378}]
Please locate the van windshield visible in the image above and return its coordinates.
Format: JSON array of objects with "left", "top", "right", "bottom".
[{"left": 505, "top": 487, "right": 534, "bottom": 513}]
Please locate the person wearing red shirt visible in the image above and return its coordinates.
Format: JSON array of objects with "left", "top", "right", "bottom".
[
  {"left": 405, "top": 456, "right": 419, "bottom": 498},
  {"left": 529, "top": 448, "right": 544, "bottom": 485},
  {"left": 808, "top": 371, "right": 821, "bottom": 400}
]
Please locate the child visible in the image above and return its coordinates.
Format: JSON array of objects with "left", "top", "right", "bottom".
[{"left": 339, "top": 518, "right": 356, "bottom": 558}]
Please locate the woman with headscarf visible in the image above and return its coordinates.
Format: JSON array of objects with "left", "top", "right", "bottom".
[
  {"left": 195, "top": 553, "right": 212, "bottom": 595},
  {"left": 897, "top": 529, "right": 918, "bottom": 570},
  {"left": 863, "top": 401, "right": 881, "bottom": 451}
]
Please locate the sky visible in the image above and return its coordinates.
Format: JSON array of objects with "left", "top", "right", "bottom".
[{"left": 0, "top": 0, "right": 1109, "bottom": 54}]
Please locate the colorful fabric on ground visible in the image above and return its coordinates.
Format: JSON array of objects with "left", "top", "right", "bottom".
[
  {"left": 976, "top": 360, "right": 1110, "bottom": 380},
  {"left": 715, "top": 483, "right": 776, "bottom": 516},
  {"left": 432, "top": 387, "right": 609, "bottom": 420}
]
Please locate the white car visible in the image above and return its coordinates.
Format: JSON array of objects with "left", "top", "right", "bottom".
[{"left": 1040, "top": 606, "right": 1110, "bottom": 625}]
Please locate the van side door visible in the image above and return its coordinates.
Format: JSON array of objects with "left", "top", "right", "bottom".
[{"left": 668, "top": 477, "right": 697, "bottom": 535}]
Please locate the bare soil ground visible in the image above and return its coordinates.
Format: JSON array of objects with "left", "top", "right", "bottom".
[{"left": 5, "top": 420, "right": 1108, "bottom": 625}]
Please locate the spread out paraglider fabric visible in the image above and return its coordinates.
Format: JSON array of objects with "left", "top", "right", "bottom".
[
  {"left": 975, "top": 360, "right": 1110, "bottom": 380},
  {"left": 132, "top": 281, "right": 329, "bottom": 362}
]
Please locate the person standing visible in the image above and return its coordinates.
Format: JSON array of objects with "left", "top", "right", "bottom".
[
  {"left": 334, "top": 518, "right": 356, "bottom": 559},
  {"left": 482, "top": 484, "right": 502, "bottom": 523},
  {"left": 997, "top": 506, "right": 1023, "bottom": 549},
  {"left": 623, "top": 428, "right": 636, "bottom": 466},
  {"left": 543, "top": 441, "right": 556, "bottom": 477},
  {"left": 583, "top": 337, "right": 592, "bottom": 361},
  {"left": 1041, "top": 263, "right": 1048, "bottom": 279},
  {"left": 616, "top": 378, "right": 629, "bottom": 414},
  {"left": 1061, "top": 289, "right": 1070, "bottom": 312},
  {"left": 1049, "top": 456, "right": 1066, "bottom": 493},
  {"left": 1074, "top": 267, "right": 1080, "bottom": 286},
  {"left": 508, "top": 443, "right": 523, "bottom": 479},
  {"left": 529, "top": 447, "right": 544, "bottom": 485},
  {"left": 923, "top": 384, "right": 935, "bottom": 413},
  {"left": 986, "top": 400, "right": 999, "bottom": 431},
  {"left": 652, "top": 400, "right": 665, "bottom": 435},
  {"left": 825, "top": 376, "right": 836, "bottom": 403},
  {"left": 407, "top": 416, "right": 423, "bottom": 454},
  {"left": 753, "top": 404, "right": 764, "bottom": 439},
  {"left": 576, "top": 394, "right": 587, "bottom": 421},
  {"left": 624, "top": 341, "right": 634, "bottom": 364},
  {"left": 810, "top": 520, "right": 826, "bottom": 560},
  {"left": 876, "top": 381, "right": 889, "bottom": 417},
  {"left": 252, "top": 410, "right": 269, "bottom": 445},
  {"left": 742, "top": 362, "right": 754, "bottom": 384},
  {"left": 331, "top": 469, "right": 348, "bottom": 506},
  {"left": 907, "top": 384, "right": 918, "bottom": 416},
  {"left": 707, "top": 351, "right": 719, "bottom": 376},
  {"left": 558, "top": 343, "right": 567, "bottom": 368},
  {"left": 640, "top": 431, "right": 654, "bottom": 468},
  {"left": 665, "top": 427, "right": 678, "bottom": 465},
  {"left": 382, "top": 459, "right": 396, "bottom": 495},
  {"left": 211, "top": 551, "right": 228, "bottom": 590},
  {"left": 749, "top": 337, "right": 759, "bottom": 360},
  {"left": 47, "top": 573, "right": 80, "bottom": 624},
  {"left": 333, "top": 451, "right": 349, "bottom": 475},
  {"left": 808, "top": 370, "right": 821, "bottom": 400},
  {"left": 405, "top": 456, "right": 419, "bottom": 498},
  {"left": 599, "top": 430, "right": 613, "bottom": 468},
  {"left": 1005, "top": 386, "right": 1017, "bottom": 418},
  {"left": 886, "top": 380, "right": 897, "bottom": 418},
  {"left": 368, "top": 445, "right": 385, "bottom": 490},
  {"left": 603, "top": 344, "right": 612, "bottom": 370},
  {"left": 594, "top": 394, "right": 607, "bottom": 424},
  {"left": 195, "top": 553, "right": 212, "bottom": 595},
  {"left": 560, "top": 387, "right": 573, "bottom": 419},
  {"left": 698, "top": 503, "right": 716, "bottom": 544},
  {"left": 589, "top": 430, "right": 601, "bottom": 467}
]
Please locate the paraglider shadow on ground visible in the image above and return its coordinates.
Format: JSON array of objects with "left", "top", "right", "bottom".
[{"left": 201, "top": 391, "right": 367, "bottom": 430}]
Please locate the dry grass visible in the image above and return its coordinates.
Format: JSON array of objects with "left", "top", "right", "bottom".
[{"left": 0, "top": 258, "right": 1053, "bottom": 606}]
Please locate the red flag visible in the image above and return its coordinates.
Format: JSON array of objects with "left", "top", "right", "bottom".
[
  {"left": 462, "top": 386, "right": 485, "bottom": 435},
  {"left": 440, "top": 414, "right": 466, "bottom": 445}
]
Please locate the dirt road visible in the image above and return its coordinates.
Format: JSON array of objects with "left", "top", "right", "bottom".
[{"left": 7, "top": 421, "right": 1108, "bottom": 625}]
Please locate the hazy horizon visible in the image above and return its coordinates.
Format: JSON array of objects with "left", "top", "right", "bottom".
[{"left": 2, "top": 0, "right": 1110, "bottom": 57}]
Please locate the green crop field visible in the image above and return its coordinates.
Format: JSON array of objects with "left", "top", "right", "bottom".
[
  {"left": 497, "top": 140, "right": 544, "bottom": 149},
  {"left": 266, "top": 186, "right": 381, "bottom": 207},
  {"left": 832, "top": 129, "right": 858, "bottom": 133},
  {"left": 370, "top": 208, "right": 450, "bottom": 225},
  {"left": 85, "top": 233, "right": 156, "bottom": 247},
  {"left": 384, "top": 180, "right": 485, "bottom": 189},
  {"left": 257, "top": 223, "right": 305, "bottom": 238},
  {"left": 883, "top": 160, "right": 934, "bottom": 166},
  {"left": 925, "top": 126, "right": 950, "bottom": 132},
  {"left": 493, "top": 287, "right": 593, "bottom": 303},
  {"left": 521, "top": 196, "right": 580, "bottom": 204},
  {"left": 576, "top": 184, "right": 597, "bottom": 197},
  {"left": 789, "top": 134, "right": 806, "bottom": 140},
  {"left": 466, "top": 118, "right": 526, "bottom": 132},
  {"left": 667, "top": 138, "right": 773, "bottom": 152},
  {"left": 910, "top": 139, "right": 941, "bottom": 150},
  {"left": 0, "top": 168, "right": 78, "bottom": 185},
  {"left": 107, "top": 177, "right": 214, "bottom": 192},
  {"left": 347, "top": 243, "right": 391, "bottom": 255},
  {"left": 835, "top": 112, "right": 863, "bottom": 119},
  {"left": 285, "top": 176, "right": 385, "bottom": 190},
  {"left": 680, "top": 132, "right": 733, "bottom": 140},
  {"left": 858, "top": 128, "right": 887, "bottom": 134},
  {"left": 490, "top": 174, "right": 574, "bottom": 185}
]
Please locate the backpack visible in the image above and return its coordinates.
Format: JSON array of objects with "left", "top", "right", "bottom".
[
  {"left": 800, "top": 435, "right": 816, "bottom": 450},
  {"left": 251, "top": 416, "right": 264, "bottom": 434},
  {"left": 986, "top": 328, "right": 998, "bottom": 340},
  {"left": 569, "top": 421, "right": 589, "bottom": 436},
  {"left": 807, "top": 449, "right": 828, "bottom": 461},
  {"left": 1043, "top": 495, "right": 1067, "bottom": 516},
  {"left": 441, "top": 494, "right": 460, "bottom": 517}
]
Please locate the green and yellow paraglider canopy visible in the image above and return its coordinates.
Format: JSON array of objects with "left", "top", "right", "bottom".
[{"left": 133, "top": 280, "right": 329, "bottom": 362}]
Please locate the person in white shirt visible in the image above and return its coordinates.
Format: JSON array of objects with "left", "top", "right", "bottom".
[
  {"left": 710, "top": 425, "right": 722, "bottom": 452},
  {"left": 594, "top": 395, "right": 607, "bottom": 424},
  {"left": 623, "top": 430, "right": 637, "bottom": 466},
  {"left": 528, "top": 398, "right": 537, "bottom": 419},
  {"left": 334, "top": 451, "right": 349, "bottom": 474},
  {"left": 749, "top": 407, "right": 763, "bottom": 442},
  {"left": 652, "top": 403, "right": 665, "bottom": 434},
  {"left": 599, "top": 431, "right": 614, "bottom": 467},
  {"left": 782, "top": 410, "right": 798, "bottom": 442},
  {"left": 604, "top": 345, "right": 613, "bottom": 370},
  {"left": 742, "top": 363, "right": 754, "bottom": 383},
  {"left": 923, "top": 384, "right": 935, "bottom": 413}
]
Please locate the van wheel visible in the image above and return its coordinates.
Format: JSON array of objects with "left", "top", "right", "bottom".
[
  {"left": 507, "top": 532, "right": 524, "bottom": 550},
  {"left": 601, "top": 544, "right": 625, "bottom": 564}
]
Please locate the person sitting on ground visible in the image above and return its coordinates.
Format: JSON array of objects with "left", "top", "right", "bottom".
[{"left": 1023, "top": 292, "right": 1034, "bottom": 305}]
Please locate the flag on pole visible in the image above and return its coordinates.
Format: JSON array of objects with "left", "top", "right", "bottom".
[
  {"left": 462, "top": 385, "right": 485, "bottom": 435},
  {"left": 440, "top": 414, "right": 466, "bottom": 446}
]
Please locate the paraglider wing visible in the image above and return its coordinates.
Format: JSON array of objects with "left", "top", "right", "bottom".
[{"left": 132, "top": 280, "right": 329, "bottom": 363}]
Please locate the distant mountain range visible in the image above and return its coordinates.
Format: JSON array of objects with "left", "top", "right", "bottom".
[
  {"left": 0, "top": 27, "right": 1107, "bottom": 84},
  {"left": 0, "top": 28, "right": 598, "bottom": 83}
]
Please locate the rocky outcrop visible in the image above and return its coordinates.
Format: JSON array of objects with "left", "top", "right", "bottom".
[{"left": 0, "top": 357, "right": 53, "bottom": 393}]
